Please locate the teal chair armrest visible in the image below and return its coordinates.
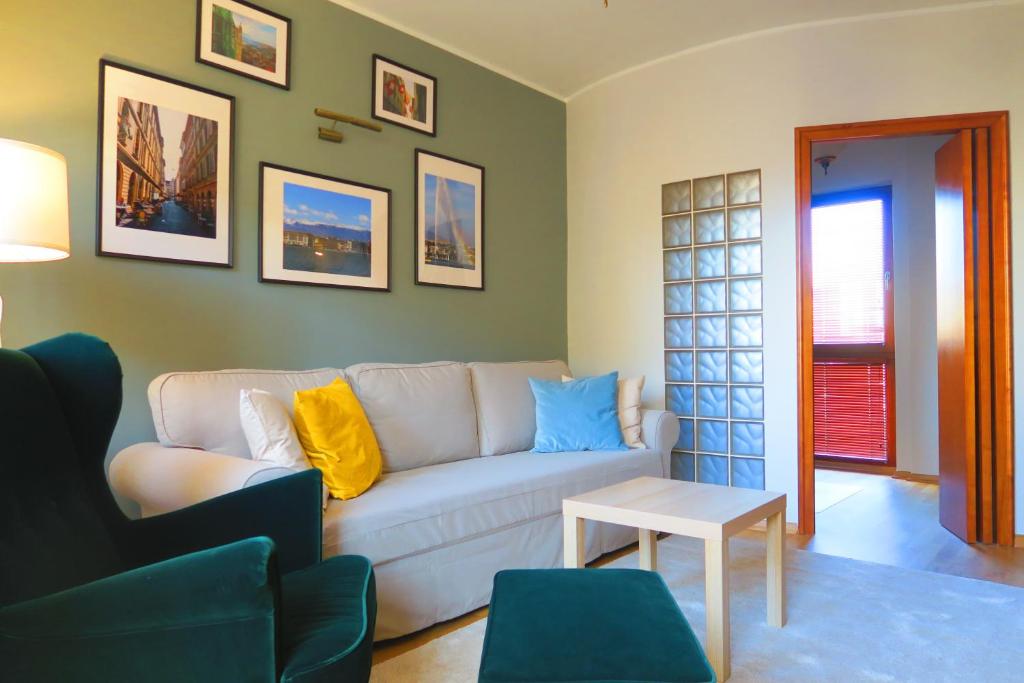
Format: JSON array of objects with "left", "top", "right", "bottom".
[
  {"left": 0, "top": 538, "right": 280, "bottom": 683},
  {"left": 126, "top": 469, "right": 323, "bottom": 574}
]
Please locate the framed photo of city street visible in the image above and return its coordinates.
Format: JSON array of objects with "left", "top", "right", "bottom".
[
  {"left": 97, "top": 60, "right": 234, "bottom": 266},
  {"left": 196, "top": 0, "right": 290, "bottom": 89},
  {"left": 259, "top": 163, "right": 391, "bottom": 291},
  {"left": 415, "top": 150, "right": 484, "bottom": 290},
  {"left": 372, "top": 55, "right": 437, "bottom": 136}
]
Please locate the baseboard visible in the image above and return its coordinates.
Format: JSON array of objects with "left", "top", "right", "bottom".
[
  {"left": 815, "top": 460, "right": 896, "bottom": 476},
  {"left": 1015, "top": 535, "right": 1024, "bottom": 549},
  {"left": 893, "top": 470, "right": 940, "bottom": 484}
]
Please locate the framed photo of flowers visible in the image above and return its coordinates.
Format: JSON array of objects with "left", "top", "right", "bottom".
[
  {"left": 196, "top": 0, "right": 290, "bottom": 89},
  {"left": 372, "top": 55, "right": 436, "bottom": 136},
  {"left": 259, "top": 162, "right": 391, "bottom": 291},
  {"left": 97, "top": 60, "right": 234, "bottom": 267},
  {"left": 415, "top": 150, "right": 484, "bottom": 290}
]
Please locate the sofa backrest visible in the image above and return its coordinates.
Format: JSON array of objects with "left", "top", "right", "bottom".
[
  {"left": 469, "top": 360, "right": 570, "bottom": 456},
  {"left": 149, "top": 368, "right": 344, "bottom": 457},
  {"left": 346, "top": 361, "right": 479, "bottom": 473}
]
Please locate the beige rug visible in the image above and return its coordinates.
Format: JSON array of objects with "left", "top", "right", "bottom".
[
  {"left": 371, "top": 536, "right": 1024, "bottom": 682},
  {"left": 814, "top": 481, "right": 864, "bottom": 512}
]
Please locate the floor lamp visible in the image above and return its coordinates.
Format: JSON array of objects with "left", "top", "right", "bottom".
[{"left": 0, "top": 138, "right": 70, "bottom": 347}]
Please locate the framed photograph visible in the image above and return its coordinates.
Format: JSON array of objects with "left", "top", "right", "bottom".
[
  {"left": 97, "top": 60, "right": 234, "bottom": 267},
  {"left": 372, "top": 55, "right": 437, "bottom": 136},
  {"left": 196, "top": 0, "right": 291, "bottom": 89},
  {"left": 259, "top": 163, "right": 390, "bottom": 291},
  {"left": 415, "top": 150, "right": 484, "bottom": 290}
]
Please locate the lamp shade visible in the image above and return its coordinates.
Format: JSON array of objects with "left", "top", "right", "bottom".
[{"left": 0, "top": 138, "right": 70, "bottom": 262}]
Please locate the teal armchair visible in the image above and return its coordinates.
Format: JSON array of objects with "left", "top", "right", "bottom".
[{"left": 0, "top": 334, "right": 376, "bottom": 682}]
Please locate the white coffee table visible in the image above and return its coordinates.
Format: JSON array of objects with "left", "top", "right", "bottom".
[{"left": 562, "top": 476, "right": 786, "bottom": 681}]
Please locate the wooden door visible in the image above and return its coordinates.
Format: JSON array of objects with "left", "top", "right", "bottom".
[{"left": 934, "top": 131, "right": 977, "bottom": 543}]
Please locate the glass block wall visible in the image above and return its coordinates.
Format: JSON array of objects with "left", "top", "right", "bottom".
[{"left": 662, "top": 170, "right": 765, "bottom": 489}]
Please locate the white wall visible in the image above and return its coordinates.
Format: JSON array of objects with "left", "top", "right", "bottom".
[
  {"left": 565, "top": 2, "right": 1024, "bottom": 530},
  {"left": 813, "top": 135, "right": 950, "bottom": 476}
]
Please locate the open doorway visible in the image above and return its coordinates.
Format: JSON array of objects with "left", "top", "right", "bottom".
[{"left": 795, "top": 112, "right": 1015, "bottom": 548}]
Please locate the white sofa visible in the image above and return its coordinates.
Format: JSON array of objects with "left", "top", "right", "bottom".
[{"left": 109, "top": 360, "right": 680, "bottom": 639}]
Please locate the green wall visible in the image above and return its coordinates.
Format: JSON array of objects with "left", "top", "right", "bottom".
[{"left": 0, "top": 0, "right": 568, "bottom": 457}]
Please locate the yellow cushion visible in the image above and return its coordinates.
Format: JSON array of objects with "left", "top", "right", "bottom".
[{"left": 293, "top": 379, "right": 382, "bottom": 500}]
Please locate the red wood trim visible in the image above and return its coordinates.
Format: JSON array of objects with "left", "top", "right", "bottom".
[{"left": 975, "top": 127, "right": 994, "bottom": 544}]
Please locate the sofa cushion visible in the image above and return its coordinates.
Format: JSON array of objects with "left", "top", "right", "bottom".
[
  {"left": 469, "top": 360, "right": 571, "bottom": 456},
  {"left": 345, "top": 362, "right": 479, "bottom": 473},
  {"left": 321, "top": 448, "right": 663, "bottom": 565},
  {"left": 149, "top": 369, "right": 344, "bottom": 458}
]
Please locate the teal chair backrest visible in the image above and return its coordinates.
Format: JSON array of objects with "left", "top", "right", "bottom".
[{"left": 0, "top": 334, "right": 126, "bottom": 606}]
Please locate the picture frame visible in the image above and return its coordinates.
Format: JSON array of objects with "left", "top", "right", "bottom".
[
  {"left": 415, "top": 149, "right": 484, "bottom": 290},
  {"left": 195, "top": 0, "right": 291, "bottom": 90},
  {"left": 372, "top": 54, "right": 437, "bottom": 136},
  {"left": 97, "top": 59, "right": 234, "bottom": 267},
  {"left": 259, "top": 162, "right": 391, "bottom": 292}
]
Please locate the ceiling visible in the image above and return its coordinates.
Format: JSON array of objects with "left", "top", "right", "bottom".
[{"left": 330, "top": 0, "right": 995, "bottom": 100}]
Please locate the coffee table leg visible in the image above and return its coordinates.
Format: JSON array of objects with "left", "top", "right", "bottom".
[
  {"left": 639, "top": 529, "right": 658, "bottom": 571},
  {"left": 767, "top": 509, "right": 786, "bottom": 627},
  {"left": 563, "top": 515, "right": 585, "bottom": 568},
  {"left": 704, "top": 538, "right": 730, "bottom": 681}
]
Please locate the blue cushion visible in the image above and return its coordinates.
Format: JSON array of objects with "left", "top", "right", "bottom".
[{"left": 528, "top": 372, "right": 628, "bottom": 452}]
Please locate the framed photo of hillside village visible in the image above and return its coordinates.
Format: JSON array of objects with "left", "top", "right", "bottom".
[
  {"left": 414, "top": 149, "right": 484, "bottom": 290},
  {"left": 97, "top": 60, "right": 234, "bottom": 266},
  {"left": 196, "top": 0, "right": 291, "bottom": 89},
  {"left": 259, "top": 163, "right": 391, "bottom": 292}
]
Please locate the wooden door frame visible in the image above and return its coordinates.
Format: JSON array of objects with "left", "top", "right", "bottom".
[{"left": 795, "top": 111, "right": 1014, "bottom": 544}]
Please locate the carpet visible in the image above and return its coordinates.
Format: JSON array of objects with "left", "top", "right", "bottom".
[
  {"left": 370, "top": 536, "right": 1024, "bottom": 682},
  {"left": 814, "top": 481, "right": 864, "bottom": 512}
]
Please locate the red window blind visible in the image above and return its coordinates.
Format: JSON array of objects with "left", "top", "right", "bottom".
[
  {"left": 813, "top": 361, "right": 889, "bottom": 461},
  {"left": 811, "top": 199, "right": 886, "bottom": 344}
]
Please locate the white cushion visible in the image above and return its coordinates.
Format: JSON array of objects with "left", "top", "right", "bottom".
[
  {"left": 345, "top": 362, "right": 479, "bottom": 472},
  {"left": 149, "top": 368, "right": 343, "bottom": 457},
  {"left": 322, "top": 447, "right": 663, "bottom": 564},
  {"left": 469, "top": 360, "right": 571, "bottom": 456}
]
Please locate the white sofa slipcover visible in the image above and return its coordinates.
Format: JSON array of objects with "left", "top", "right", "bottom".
[{"left": 109, "top": 361, "right": 679, "bottom": 639}]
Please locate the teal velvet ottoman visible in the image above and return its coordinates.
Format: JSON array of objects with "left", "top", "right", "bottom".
[{"left": 479, "top": 568, "right": 715, "bottom": 683}]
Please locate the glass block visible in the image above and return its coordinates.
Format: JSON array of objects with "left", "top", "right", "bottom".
[
  {"left": 662, "top": 180, "right": 691, "bottom": 215},
  {"left": 667, "top": 384, "right": 694, "bottom": 417},
  {"left": 697, "top": 385, "right": 728, "bottom": 418},
  {"left": 662, "top": 214, "right": 692, "bottom": 248},
  {"left": 664, "top": 283, "right": 693, "bottom": 315},
  {"left": 730, "top": 351, "right": 764, "bottom": 384},
  {"left": 665, "top": 351, "right": 694, "bottom": 382},
  {"left": 696, "top": 280, "right": 727, "bottom": 313},
  {"left": 728, "top": 206, "right": 761, "bottom": 240},
  {"left": 697, "top": 419, "right": 728, "bottom": 453},
  {"left": 694, "top": 210, "right": 725, "bottom": 244},
  {"left": 676, "top": 418, "right": 695, "bottom": 450},
  {"left": 665, "top": 317, "right": 694, "bottom": 349},
  {"left": 695, "top": 246, "right": 726, "bottom": 279},
  {"left": 730, "top": 314, "right": 763, "bottom": 347},
  {"left": 663, "top": 249, "right": 692, "bottom": 281},
  {"left": 727, "top": 169, "right": 761, "bottom": 205},
  {"left": 696, "top": 351, "right": 728, "bottom": 382},
  {"left": 693, "top": 175, "right": 725, "bottom": 209},
  {"left": 698, "top": 454, "right": 729, "bottom": 485},
  {"left": 671, "top": 451, "right": 696, "bottom": 482},
  {"left": 696, "top": 315, "right": 727, "bottom": 348},
  {"left": 731, "top": 386, "right": 764, "bottom": 419},
  {"left": 729, "top": 278, "right": 763, "bottom": 312},
  {"left": 731, "top": 421, "right": 765, "bottom": 456},
  {"left": 728, "top": 242, "right": 762, "bottom": 276},
  {"left": 731, "top": 457, "right": 765, "bottom": 490}
]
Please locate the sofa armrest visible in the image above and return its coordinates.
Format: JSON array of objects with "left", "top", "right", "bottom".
[
  {"left": 640, "top": 409, "right": 679, "bottom": 477},
  {"left": 110, "top": 442, "right": 294, "bottom": 516},
  {"left": 0, "top": 538, "right": 279, "bottom": 683}
]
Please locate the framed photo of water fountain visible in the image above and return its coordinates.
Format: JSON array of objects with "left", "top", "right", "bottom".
[
  {"left": 258, "top": 162, "right": 391, "bottom": 291},
  {"left": 414, "top": 150, "right": 485, "bottom": 290}
]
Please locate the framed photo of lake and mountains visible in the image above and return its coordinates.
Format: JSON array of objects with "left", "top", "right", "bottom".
[
  {"left": 196, "top": 0, "right": 291, "bottom": 89},
  {"left": 415, "top": 150, "right": 484, "bottom": 290},
  {"left": 259, "top": 163, "right": 391, "bottom": 291},
  {"left": 97, "top": 60, "right": 234, "bottom": 266}
]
